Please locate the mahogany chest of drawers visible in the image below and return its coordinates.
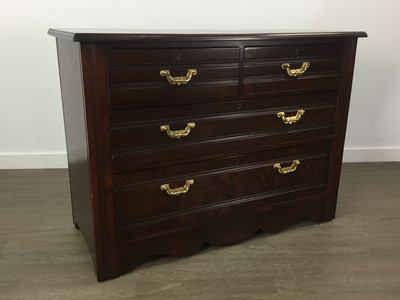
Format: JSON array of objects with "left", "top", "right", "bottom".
[{"left": 49, "top": 29, "right": 367, "bottom": 281}]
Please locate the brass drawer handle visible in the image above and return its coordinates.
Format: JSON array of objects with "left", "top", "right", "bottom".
[
  {"left": 160, "top": 69, "right": 197, "bottom": 85},
  {"left": 160, "top": 122, "right": 196, "bottom": 139},
  {"left": 274, "top": 160, "right": 300, "bottom": 175},
  {"left": 277, "top": 109, "right": 305, "bottom": 124},
  {"left": 161, "top": 179, "right": 194, "bottom": 196},
  {"left": 282, "top": 62, "right": 310, "bottom": 77}
]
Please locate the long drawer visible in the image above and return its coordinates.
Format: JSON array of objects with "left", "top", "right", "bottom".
[
  {"left": 112, "top": 126, "right": 333, "bottom": 174},
  {"left": 111, "top": 105, "right": 335, "bottom": 151},
  {"left": 110, "top": 91, "right": 337, "bottom": 174},
  {"left": 113, "top": 142, "right": 331, "bottom": 226},
  {"left": 110, "top": 91, "right": 337, "bottom": 124}
]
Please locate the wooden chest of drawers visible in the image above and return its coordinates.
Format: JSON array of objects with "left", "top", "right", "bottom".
[{"left": 49, "top": 29, "right": 366, "bottom": 281}]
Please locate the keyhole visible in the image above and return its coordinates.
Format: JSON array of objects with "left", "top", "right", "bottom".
[
  {"left": 235, "top": 157, "right": 240, "bottom": 165},
  {"left": 176, "top": 53, "right": 181, "bottom": 61},
  {"left": 295, "top": 48, "right": 303, "bottom": 57}
]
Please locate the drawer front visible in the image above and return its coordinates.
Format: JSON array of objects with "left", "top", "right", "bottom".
[
  {"left": 107, "top": 47, "right": 240, "bottom": 110},
  {"left": 111, "top": 105, "right": 336, "bottom": 151},
  {"left": 112, "top": 125, "right": 333, "bottom": 174},
  {"left": 243, "top": 43, "right": 343, "bottom": 95},
  {"left": 110, "top": 91, "right": 337, "bottom": 124},
  {"left": 113, "top": 142, "right": 331, "bottom": 225},
  {"left": 110, "top": 92, "right": 337, "bottom": 173}
]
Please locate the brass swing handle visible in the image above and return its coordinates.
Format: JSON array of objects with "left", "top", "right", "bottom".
[
  {"left": 160, "top": 69, "right": 197, "bottom": 85},
  {"left": 282, "top": 62, "right": 310, "bottom": 77},
  {"left": 277, "top": 109, "right": 305, "bottom": 124},
  {"left": 161, "top": 179, "right": 194, "bottom": 196},
  {"left": 274, "top": 160, "right": 301, "bottom": 175},
  {"left": 160, "top": 122, "right": 196, "bottom": 139}
]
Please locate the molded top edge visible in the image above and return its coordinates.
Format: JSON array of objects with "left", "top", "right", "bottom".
[{"left": 48, "top": 28, "right": 368, "bottom": 42}]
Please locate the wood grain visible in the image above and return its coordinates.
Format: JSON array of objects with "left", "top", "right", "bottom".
[
  {"left": 110, "top": 105, "right": 336, "bottom": 151},
  {"left": 114, "top": 154, "right": 329, "bottom": 223},
  {"left": 109, "top": 91, "right": 338, "bottom": 124}
]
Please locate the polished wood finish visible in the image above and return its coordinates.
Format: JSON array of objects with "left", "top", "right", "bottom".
[
  {"left": 110, "top": 105, "right": 336, "bottom": 150},
  {"left": 107, "top": 47, "right": 240, "bottom": 63},
  {"left": 48, "top": 28, "right": 367, "bottom": 42},
  {"left": 49, "top": 29, "right": 366, "bottom": 281},
  {"left": 55, "top": 39, "right": 97, "bottom": 271},
  {"left": 244, "top": 43, "right": 343, "bottom": 59},
  {"left": 114, "top": 146, "right": 330, "bottom": 222}
]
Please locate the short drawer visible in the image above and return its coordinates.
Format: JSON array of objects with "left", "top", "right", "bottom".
[
  {"left": 108, "top": 64, "right": 239, "bottom": 109},
  {"left": 243, "top": 43, "right": 342, "bottom": 95},
  {"left": 107, "top": 47, "right": 240, "bottom": 110},
  {"left": 243, "top": 58, "right": 341, "bottom": 95},
  {"left": 113, "top": 142, "right": 331, "bottom": 225}
]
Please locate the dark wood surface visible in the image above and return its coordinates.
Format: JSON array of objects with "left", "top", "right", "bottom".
[
  {"left": 110, "top": 105, "right": 336, "bottom": 150},
  {"left": 109, "top": 91, "right": 337, "bottom": 123},
  {"left": 48, "top": 28, "right": 367, "bottom": 42},
  {"left": 80, "top": 43, "right": 118, "bottom": 280},
  {"left": 111, "top": 127, "right": 334, "bottom": 174},
  {"left": 107, "top": 47, "right": 240, "bottom": 64},
  {"left": 50, "top": 29, "right": 366, "bottom": 281},
  {"left": 55, "top": 39, "right": 98, "bottom": 273},
  {"left": 113, "top": 141, "right": 332, "bottom": 187},
  {"left": 114, "top": 148, "right": 330, "bottom": 223},
  {"left": 324, "top": 39, "right": 359, "bottom": 220}
]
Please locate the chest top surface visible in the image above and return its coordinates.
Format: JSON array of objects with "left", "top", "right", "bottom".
[{"left": 48, "top": 28, "right": 367, "bottom": 42}]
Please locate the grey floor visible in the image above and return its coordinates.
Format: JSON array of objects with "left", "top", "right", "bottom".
[{"left": 0, "top": 163, "right": 399, "bottom": 300}]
